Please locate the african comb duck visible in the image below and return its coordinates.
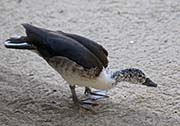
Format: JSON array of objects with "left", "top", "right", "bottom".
[{"left": 4, "top": 24, "right": 157, "bottom": 108}]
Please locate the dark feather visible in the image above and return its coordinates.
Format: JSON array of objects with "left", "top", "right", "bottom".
[
  {"left": 22, "top": 24, "right": 104, "bottom": 75},
  {"left": 4, "top": 36, "right": 34, "bottom": 49},
  {"left": 62, "top": 33, "right": 108, "bottom": 68}
]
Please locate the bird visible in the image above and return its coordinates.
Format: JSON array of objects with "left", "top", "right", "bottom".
[{"left": 4, "top": 24, "right": 157, "bottom": 108}]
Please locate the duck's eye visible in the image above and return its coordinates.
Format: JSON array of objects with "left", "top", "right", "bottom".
[{"left": 138, "top": 74, "right": 143, "bottom": 78}]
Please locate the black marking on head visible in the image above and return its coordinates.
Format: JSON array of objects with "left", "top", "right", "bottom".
[{"left": 120, "top": 68, "right": 146, "bottom": 84}]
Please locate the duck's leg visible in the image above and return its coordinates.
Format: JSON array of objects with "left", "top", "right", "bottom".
[
  {"left": 84, "top": 87, "right": 109, "bottom": 100},
  {"left": 69, "top": 85, "right": 79, "bottom": 105},
  {"left": 69, "top": 85, "right": 98, "bottom": 108}
]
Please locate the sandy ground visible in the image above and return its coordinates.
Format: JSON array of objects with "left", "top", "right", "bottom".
[{"left": 0, "top": 0, "right": 180, "bottom": 126}]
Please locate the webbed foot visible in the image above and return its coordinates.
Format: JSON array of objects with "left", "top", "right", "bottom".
[{"left": 84, "top": 87, "right": 109, "bottom": 100}]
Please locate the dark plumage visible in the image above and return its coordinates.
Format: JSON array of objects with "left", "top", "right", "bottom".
[{"left": 22, "top": 24, "right": 107, "bottom": 75}]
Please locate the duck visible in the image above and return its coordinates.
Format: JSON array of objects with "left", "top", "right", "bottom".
[{"left": 4, "top": 24, "right": 157, "bottom": 108}]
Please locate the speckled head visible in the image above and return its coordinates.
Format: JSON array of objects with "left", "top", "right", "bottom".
[{"left": 112, "top": 68, "right": 157, "bottom": 87}]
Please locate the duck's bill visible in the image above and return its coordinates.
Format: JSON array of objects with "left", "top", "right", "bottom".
[{"left": 142, "top": 78, "right": 157, "bottom": 87}]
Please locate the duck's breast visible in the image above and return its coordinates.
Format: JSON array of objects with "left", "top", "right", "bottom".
[{"left": 47, "top": 56, "right": 115, "bottom": 90}]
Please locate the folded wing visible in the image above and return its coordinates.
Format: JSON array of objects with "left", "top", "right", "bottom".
[{"left": 22, "top": 24, "right": 104, "bottom": 76}]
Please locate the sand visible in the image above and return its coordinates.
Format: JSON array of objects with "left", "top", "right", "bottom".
[{"left": 0, "top": 0, "right": 180, "bottom": 126}]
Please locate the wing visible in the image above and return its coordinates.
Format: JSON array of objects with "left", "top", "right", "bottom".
[
  {"left": 62, "top": 33, "right": 108, "bottom": 68},
  {"left": 22, "top": 24, "right": 103, "bottom": 75}
]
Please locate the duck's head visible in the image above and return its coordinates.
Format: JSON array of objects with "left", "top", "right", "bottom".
[{"left": 112, "top": 68, "right": 157, "bottom": 87}]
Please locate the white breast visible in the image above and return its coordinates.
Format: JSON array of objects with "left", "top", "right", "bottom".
[
  {"left": 47, "top": 56, "right": 115, "bottom": 90},
  {"left": 62, "top": 68, "right": 115, "bottom": 90}
]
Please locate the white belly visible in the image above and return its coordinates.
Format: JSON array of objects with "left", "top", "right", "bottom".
[
  {"left": 47, "top": 56, "right": 115, "bottom": 90},
  {"left": 61, "top": 68, "right": 115, "bottom": 90}
]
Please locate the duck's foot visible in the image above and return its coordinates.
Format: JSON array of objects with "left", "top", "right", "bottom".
[
  {"left": 77, "top": 100, "right": 98, "bottom": 112},
  {"left": 79, "top": 90, "right": 108, "bottom": 112},
  {"left": 69, "top": 86, "right": 108, "bottom": 112},
  {"left": 84, "top": 87, "right": 109, "bottom": 101}
]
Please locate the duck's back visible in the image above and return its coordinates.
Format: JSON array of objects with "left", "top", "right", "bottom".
[{"left": 23, "top": 24, "right": 109, "bottom": 77}]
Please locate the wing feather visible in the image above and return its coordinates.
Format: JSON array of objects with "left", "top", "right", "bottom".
[
  {"left": 63, "top": 33, "right": 108, "bottom": 67},
  {"left": 22, "top": 24, "right": 103, "bottom": 75}
]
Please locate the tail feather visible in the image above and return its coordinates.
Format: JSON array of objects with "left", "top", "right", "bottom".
[{"left": 4, "top": 36, "right": 34, "bottom": 49}]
